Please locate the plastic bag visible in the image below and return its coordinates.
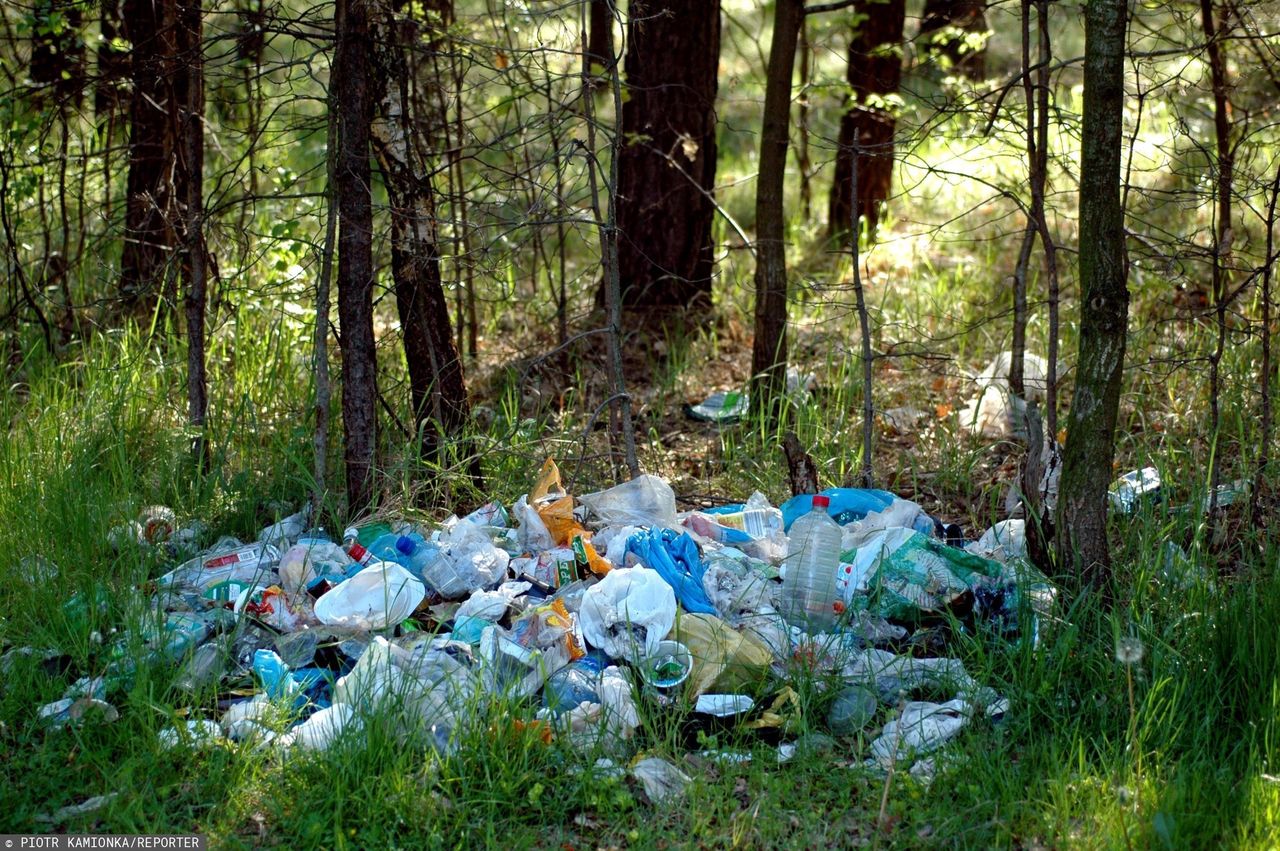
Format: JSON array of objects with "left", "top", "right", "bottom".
[
  {"left": 700, "top": 555, "right": 776, "bottom": 619},
  {"left": 631, "top": 757, "right": 691, "bottom": 804},
  {"left": 278, "top": 540, "right": 350, "bottom": 595},
  {"left": 281, "top": 703, "right": 359, "bottom": 752},
  {"left": 780, "top": 489, "right": 897, "bottom": 532},
  {"left": 513, "top": 495, "right": 555, "bottom": 553},
  {"left": 579, "top": 475, "right": 677, "bottom": 529},
  {"left": 626, "top": 528, "right": 716, "bottom": 615},
  {"left": 667, "top": 613, "right": 774, "bottom": 697},
  {"left": 579, "top": 567, "right": 676, "bottom": 661},
  {"left": 544, "top": 665, "right": 639, "bottom": 750},
  {"left": 314, "top": 561, "right": 426, "bottom": 630},
  {"left": 427, "top": 519, "right": 511, "bottom": 598},
  {"left": 851, "top": 532, "right": 1005, "bottom": 620},
  {"left": 842, "top": 498, "right": 937, "bottom": 549},
  {"left": 965, "top": 519, "right": 1027, "bottom": 563},
  {"left": 455, "top": 582, "right": 531, "bottom": 621}
]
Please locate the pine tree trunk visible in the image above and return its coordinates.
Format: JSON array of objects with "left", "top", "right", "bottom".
[
  {"left": 120, "top": 0, "right": 180, "bottom": 310},
  {"left": 177, "top": 0, "right": 207, "bottom": 465},
  {"left": 611, "top": 0, "right": 721, "bottom": 311},
  {"left": 370, "top": 0, "right": 477, "bottom": 485},
  {"left": 919, "top": 0, "right": 987, "bottom": 79},
  {"left": 586, "top": 0, "right": 613, "bottom": 75},
  {"left": 829, "top": 0, "right": 906, "bottom": 239},
  {"left": 749, "top": 0, "right": 803, "bottom": 417},
  {"left": 1055, "top": 0, "right": 1129, "bottom": 588},
  {"left": 335, "top": 0, "right": 379, "bottom": 513}
]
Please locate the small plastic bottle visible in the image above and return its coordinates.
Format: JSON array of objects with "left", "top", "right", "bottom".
[
  {"left": 342, "top": 526, "right": 377, "bottom": 570},
  {"left": 780, "top": 494, "right": 843, "bottom": 632},
  {"left": 542, "top": 651, "right": 609, "bottom": 713}
]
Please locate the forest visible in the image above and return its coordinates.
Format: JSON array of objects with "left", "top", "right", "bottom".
[{"left": 3, "top": 0, "right": 1280, "bottom": 846}]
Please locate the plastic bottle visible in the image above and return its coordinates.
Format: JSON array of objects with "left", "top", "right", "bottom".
[
  {"left": 367, "top": 532, "right": 409, "bottom": 566},
  {"left": 780, "top": 494, "right": 843, "bottom": 631},
  {"left": 392, "top": 533, "right": 441, "bottom": 582},
  {"left": 543, "top": 650, "right": 609, "bottom": 713},
  {"left": 342, "top": 527, "right": 377, "bottom": 569}
]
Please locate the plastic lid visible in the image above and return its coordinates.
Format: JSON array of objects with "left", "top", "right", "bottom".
[
  {"left": 348, "top": 542, "right": 368, "bottom": 560},
  {"left": 395, "top": 535, "right": 415, "bottom": 555},
  {"left": 812, "top": 494, "right": 831, "bottom": 509}
]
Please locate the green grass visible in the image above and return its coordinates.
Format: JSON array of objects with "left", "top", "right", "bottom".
[{"left": 0, "top": 279, "right": 1277, "bottom": 849}]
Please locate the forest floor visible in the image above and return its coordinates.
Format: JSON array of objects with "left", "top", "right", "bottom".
[{"left": 2, "top": 257, "right": 1279, "bottom": 848}]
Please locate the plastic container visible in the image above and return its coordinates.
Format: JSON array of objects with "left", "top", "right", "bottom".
[
  {"left": 827, "top": 684, "right": 878, "bottom": 734},
  {"left": 780, "top": 494, "right": 843, "bottom": 632},
  {"left": 391, "top": 533, "right": 441, "bottom": 582},
  {"left": 640, "top": 640, "right": 693, "bottom": 690},
  {"left": 543, "top": 650, "right": 609, "bottom": 713}
]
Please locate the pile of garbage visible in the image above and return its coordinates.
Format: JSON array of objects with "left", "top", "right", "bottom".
[{"left": 17, "top": 459, "right": 1057, "bottom": 789}]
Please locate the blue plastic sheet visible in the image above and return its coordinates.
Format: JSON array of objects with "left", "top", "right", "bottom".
[
  {"left": 779, "top": 488, "right": 898, "bottom": 531},
  {"left": 625, "top": 528, "right": 717, "bottom": 615},
  {"left": 253, "top": 649, "right": 331, "bottom": 709}
]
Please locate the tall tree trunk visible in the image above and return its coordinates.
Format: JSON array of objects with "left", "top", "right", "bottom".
[
  {"left": 1201, "top": 0, "right": 1232, "bottom": 516},
  {"left": 1055, "top": 0, "right": 1129, "bottom": 588},
  {"left": 610, "top": 0, "right": 721, "bottom": 311},
  {"left": 586, "top": 0, "right": 613, "bottom": 76},
  {"left": 828, "top": 0, "right": 906, "bottom": 239},
  {"left": 120, "top": 0, "right": 181, "bottom": 312},
  {"left": 335, "top": 0, "right": 379, "bottom": 513},
  {"left": 177, "top": 0, "right": 207, "bottom": 464},
  {"left": 371, "top": 0, "right": 478, "bottom": 487},
  {"left": 750, "top": 0, "right": 802, "bottom": 417},
  {"left": 918, "top": 0, "right": 988, "bottom": 79}
]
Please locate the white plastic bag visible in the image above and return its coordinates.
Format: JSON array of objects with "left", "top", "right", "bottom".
[
  {"left": 455, "top": 582, "right": 531, "bottom": 621},
  {"left": 283, "top": 703, "right": 359, "bottom": 751},
  {"left": 514, "top": 495, "right": 555, "bottom": 553},
  {"left": 314, "top": 561, "right": 425, "bottom": 630},
  {"left": 578, "top": 567, "right": 676, "bottom": 661},
  {"left": 278, "top": 540, "right": 350, "bottom": 594},
  {"left": 433, "top": 519, "right": 511, "bottom": 597},
  {"left": 842, "top": 499, "right": 934, "bottom": 550},
  {"left": 965, "top": 519, "right": 1027, "bottom": 563},
  {"left": 579, "top": 475, "right": 678, "bottom": 529},
  {"left": 631, "top": 757, "right": 691, "bottom": 804}
]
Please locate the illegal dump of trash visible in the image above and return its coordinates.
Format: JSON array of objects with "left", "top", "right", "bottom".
[{"left": 7, "top": 454, "right": 1066, "bottom": 815}]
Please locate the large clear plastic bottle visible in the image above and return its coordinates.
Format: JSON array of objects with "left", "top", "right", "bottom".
[{"left": 780, "top": 494, "right": 843, "bottom": 632}]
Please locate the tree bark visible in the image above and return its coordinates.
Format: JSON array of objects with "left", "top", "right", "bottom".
[
  {"left": 749, "top": 0, "right": 803, "bottom": 417},
  {"left": 1055, "top": 0, "right": 1129, "bottom": 588},
  {"left": 1200, "top": 0, "right": 1232, "bottom": 516},
  {"left": 828, "top": 0, "right": 906, "bottom": 239},
  {"left": 918, "top": 0, "right": 987, "bottom": 79},
  {"left": 120, "top": 0, "right": 180, "bottom": 311},
  {"left": 335, "top": 0, "right": 379, "bottom": 513},
  {"left": 586, "top": 0, "right": 613, "bottom": 76},
  {"left": 176, "top": 0, "right": 207, "bottom": 465},
  {"left": 370, "top": 0, "right": 479, "bottom": 486},
  {"left": 610, "top": 0, "right": 721, "bottom": 311}
]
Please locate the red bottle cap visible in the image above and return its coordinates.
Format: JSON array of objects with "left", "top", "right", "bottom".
[
  {"left": 349, "top": 542, "right": 369, "bottom": 562},
  {"left": 812, "top": 494, "right": 831, "bottom": 509}
]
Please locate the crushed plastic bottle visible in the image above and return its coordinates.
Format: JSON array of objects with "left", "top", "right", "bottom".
[{"left": 543, "top": 650, "right": 609, "bottom": 713}]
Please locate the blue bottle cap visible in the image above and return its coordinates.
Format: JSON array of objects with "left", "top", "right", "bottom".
[{"left": 396, "top": 535, "right": 415, "bottom": 556}]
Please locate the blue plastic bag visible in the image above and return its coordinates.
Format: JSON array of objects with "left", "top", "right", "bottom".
[
  {"left": 780, "top": 488, "right": 898, "bottom": 531},
  {"left": 253, "top": 649, "right": 331, "bottom": 708},
  {"left": 625, "top": 528, "right": 718, "bottom": 615}
]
